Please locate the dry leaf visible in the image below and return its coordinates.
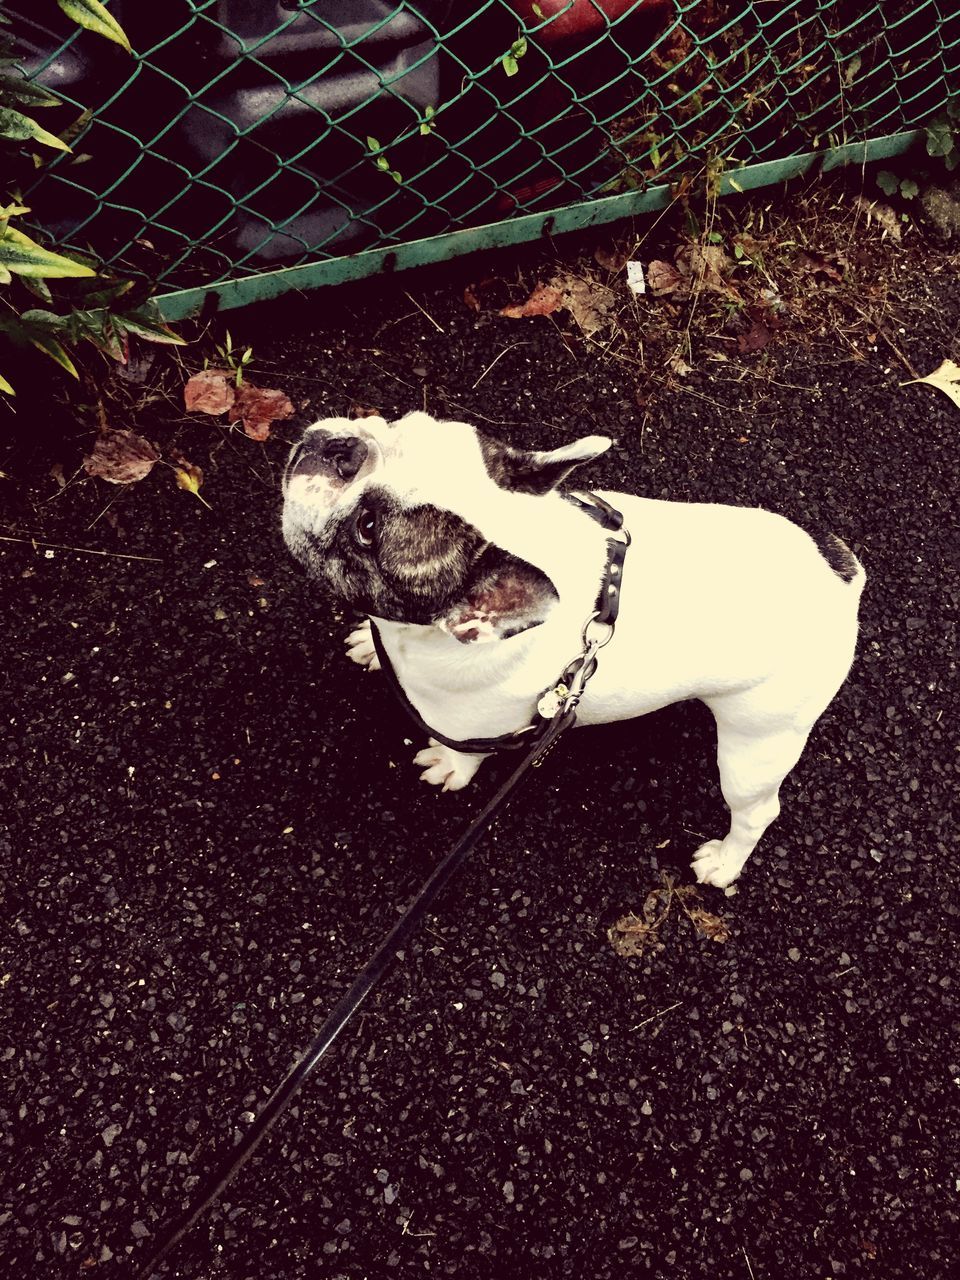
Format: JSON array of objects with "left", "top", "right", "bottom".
[
  {"left": 82, "top": 429, "right": 159, "bottom": 484},
  {"left": 853, "top": 196, "right": 902, "bottom": 242},
  {"left": 500, "top": 283, "right": 564, "bottom": 319},
  {"left": 738, "top": 300, "right": 788, "bottom": 355},
  {"left": 685, "top": 906, "right": 731, "bottom": 944},
  {"left": 795, "top": 250, "right": 843, "bottom": 282},
  {"left": 675, "top": 242, "right": 740, "bottom": 300},
  {"left": 173, "top": 459, "right": 212, "bottom": 509},
  {"left": 900, "top": 358, "right": 960, "bottom": 411},
  {"left": 184, "top": 368, "right": 236, "bottom": 415},
  {"left": 349, "top": 404, "right": 382, "bottom": 419},
  {"left": 550, "top": 271, "right": 615, "bottom": 337},
  {"left": 174, "top": 461, "right": 202, "bottom": 493},
  {"left": 608, "top": 911, "right": 665, "bottom": 958},
  {"left": 594, "top": 244, "right": 630, "bottom": 273},
  {"left": 738, "top": 318, "right": 773, "bottom": 355},
  {"left": 227, "top": 383, "right": 295, "bottom": 441},
  {"left": 463, "top": 284, "right": 482, "bottom": 312},
  {"left": 647, "top": 259, "right": 684, "bottom": 296}
]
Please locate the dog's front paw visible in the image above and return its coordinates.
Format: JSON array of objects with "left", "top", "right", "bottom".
[
  {"left": 691, "top": 839, "right": 743, "bottom": 890},
  {"left": 345, "top": 620, "right": 380, "bottom": 671},
  {"left": 413, "top": 739, "right": 483, "bottom": 792}
]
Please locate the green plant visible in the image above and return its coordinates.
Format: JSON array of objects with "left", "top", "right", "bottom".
[
  {"left": 366, "top": 135, "right": 402, "bottom": 184},
  {"left": 0, "top": 3, "right": 183, "bottom": 395},
  {"left": 924, "top": 103, "right": 959, "bottom": 172},
  {"left": 875, "top": 102, "right": 960, "bottom": 203},
  {"left": 206, "top": 329, "right": 254, "bottom": 386},
  {"left": 502, "top": 34, "right": 528, "bottom": 78}
]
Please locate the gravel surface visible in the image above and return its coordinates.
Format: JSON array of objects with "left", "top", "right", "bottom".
[{"left": 1, "top": 215, "right": 959, "bottom": 1279}]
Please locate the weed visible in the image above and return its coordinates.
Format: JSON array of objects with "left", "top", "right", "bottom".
[{"left": 206, "top": 330, "right": 254, "bottom": 387}]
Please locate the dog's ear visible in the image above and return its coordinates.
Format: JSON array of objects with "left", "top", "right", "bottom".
[
  {"left": 439, "top": 547, "right": 557, "bottom": 645},
  {"left": 478, "top": 432, "right": 612, "bottom": 495}
]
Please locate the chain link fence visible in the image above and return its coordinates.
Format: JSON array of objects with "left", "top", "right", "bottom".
[{"left": 16, "top": 1, "right": 960, "bottom": 318}]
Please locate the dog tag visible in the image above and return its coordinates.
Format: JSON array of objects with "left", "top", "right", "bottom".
[{"left": 537, "top": 683, "right": 569, "bottom": 719}]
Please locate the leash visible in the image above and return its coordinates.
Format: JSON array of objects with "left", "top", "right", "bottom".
[{"left": 134, "top": 493, "right": 628, "bottom": 1279}]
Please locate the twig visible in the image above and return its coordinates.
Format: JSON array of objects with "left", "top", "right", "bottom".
[
  {"left": 741, "top": 1245, "right": 758, "bottom": 1280},
  {"left": 872, "top": 323, "right": 921, "bottom": 379},
  {"left": 632, "top": 998, "right": 686, "bottom": 1029},
  {"left": 86, "top": 485, "right": 127, "bottom": 531},
  {"left": 471, "top": 342, "right": 531, "bottom": 389},
  {"left": 404, "top": 290, "right": 445, "bottom": 334},
  {"left": 0, "top": 534, "right": 162, "bottom": 563}
]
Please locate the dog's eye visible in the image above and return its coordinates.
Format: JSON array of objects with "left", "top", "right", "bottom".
[{"left": 355, "top": 506, "right": 377, "bottom": 548}]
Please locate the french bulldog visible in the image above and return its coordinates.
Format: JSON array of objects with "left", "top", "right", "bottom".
[{"left": 282, "top": 410, "right": 865, "bottom": 889}]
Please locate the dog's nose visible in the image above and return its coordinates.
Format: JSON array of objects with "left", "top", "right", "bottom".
[{"left": 292, "top": 433, "right": 368, "bottom": 482}]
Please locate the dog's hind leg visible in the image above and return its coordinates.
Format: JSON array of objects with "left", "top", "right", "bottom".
[
  {"left": 691, "top": 700, "right": 813, "bottom": 889},
  {"left": 345, "top": 619, "right": 381, "bottom": 671}
]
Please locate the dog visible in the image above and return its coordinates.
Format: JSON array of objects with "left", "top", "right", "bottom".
[{"left": 282, "top": 411, "right": 865, "bottom": 889}]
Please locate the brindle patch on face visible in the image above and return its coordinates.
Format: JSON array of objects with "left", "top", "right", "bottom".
[
  {"left": 286, "top": 480, "right": 559, "bottom": 636},
  {"left": 289, "top": 487, "right": 490, "bottom": 625},
  {"left": 376, "top": 502, "right": 488, "bottom": 620}
]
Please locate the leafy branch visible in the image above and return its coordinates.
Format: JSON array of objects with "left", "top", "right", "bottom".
[{"left": 0, "top": 3, "right": 188, "bottom": 395}]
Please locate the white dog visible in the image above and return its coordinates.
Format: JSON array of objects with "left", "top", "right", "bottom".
[{"left": 282, "top": 411, "right": 864, "bottom": 888}]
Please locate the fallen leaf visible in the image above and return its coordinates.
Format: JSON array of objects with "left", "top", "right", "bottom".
[
  {"left": 174, "top": 460, "right": 202, "bottom": 493},
  {"left": 738, "top": 301, "right": 788, "bottom": 355},
  {"left": 550, "top": 271, "right": 615, "bottom": 337},
  {"left": 594, "top": 244, "right": 630, "bottom": 273},
  {"left": 500, "top": 283, "right": 564, "bottom": 319},
  {"left": 675, "top": 242, "right": 740, "bottom": 300},
  {"left": 667, "top": 353, "right": 692, "bottom": 376},
  {"left": 738, "top": 318, "right": 773, "bottom": 355},
  {"left": 853, "top": 196, "right": 902, "bottom": 242},
  {"left": 349, "top": 404, "right": 381, "bottom": 419},
  {"left": 227, "top": 383, "right": 295, "bottom": 441},
  {"left": 900, "top": 358, "right": 960, "bottom": 411},
  {"left": 173, "top": 459, "right": 212, "bottom": 509},
  {"left": 464, "top": 284, "right": 482, "bottom": 312},
  {"left": 184, "top": 368, "right": 235, "bottom": 415},
  {"left": 647, "top": 259, "right": 684, "bottom": 296},
  {"left": 82, "top": 429, "right": 159, "bottom": 484},
  {"left": 685, "top": 906, "right": 731, "bottom": 944},
  {"left": 607, "top": 911, "right": 664, "bottom": 958},
  {"left": 49, "top": 462, "right": 66, "bottom": 489},
  {"left": 247, "top": 573, "right": 265, "bottom": 588},
  {"left": 795, "top": 250, "right": 843, "bottom": 282}
]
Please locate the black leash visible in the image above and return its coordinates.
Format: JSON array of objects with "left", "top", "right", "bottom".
[{"left": 134, "top": 494, "right": 628, "bottom": 1279}]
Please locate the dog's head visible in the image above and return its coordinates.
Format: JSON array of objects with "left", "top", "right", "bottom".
[{"left": 282, "top": 411, "right": 611, "bottom": 643}]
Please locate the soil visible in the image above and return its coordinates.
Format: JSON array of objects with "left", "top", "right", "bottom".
[{"left": 1, "top": 177, "right": 959, "bottom": 1280}]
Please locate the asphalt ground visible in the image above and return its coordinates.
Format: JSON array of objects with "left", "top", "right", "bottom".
[{"left": 1, "top": 208, "right": 958, "bottom": 1279}]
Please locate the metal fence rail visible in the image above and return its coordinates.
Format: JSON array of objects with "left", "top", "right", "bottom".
[{"left": 16, "top": 1, "right": 959, "bottom": 319}]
